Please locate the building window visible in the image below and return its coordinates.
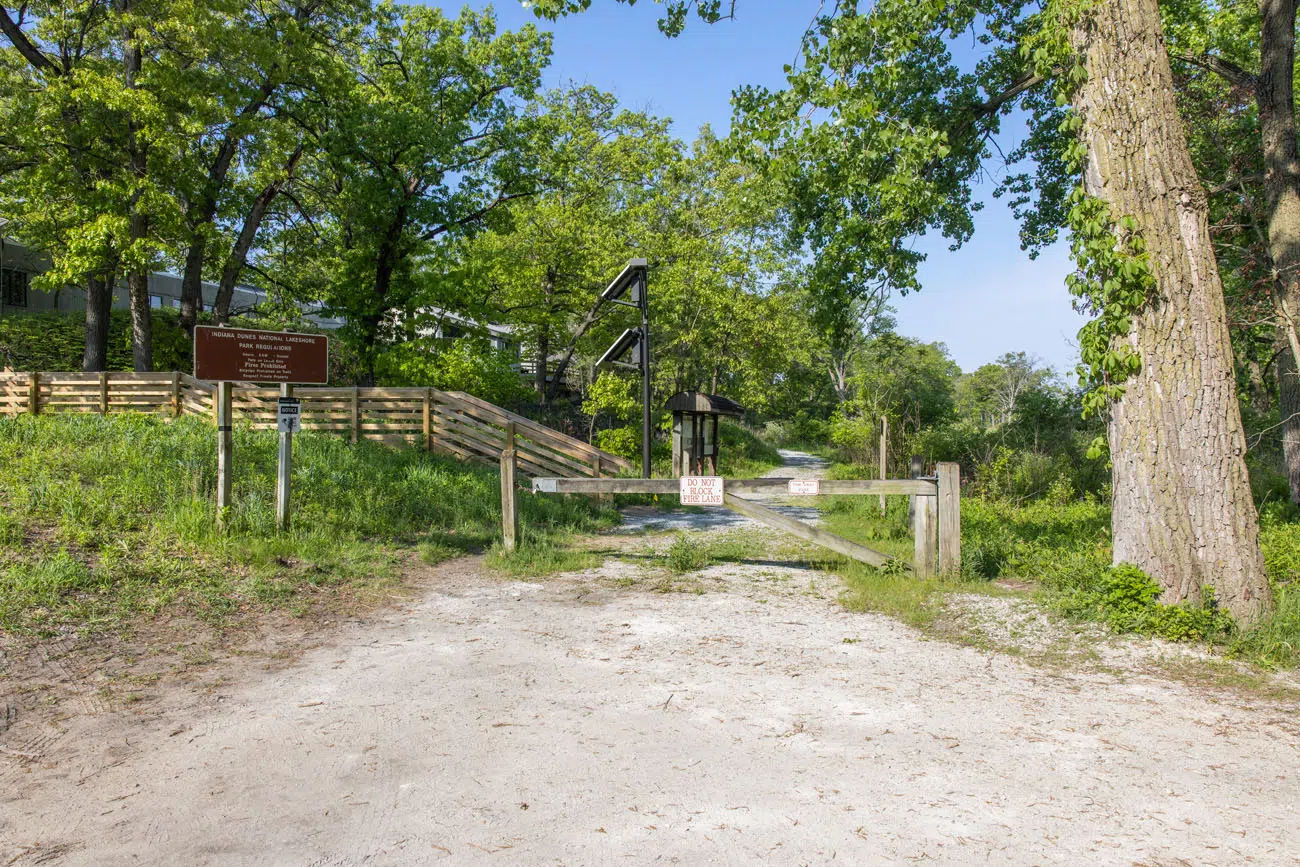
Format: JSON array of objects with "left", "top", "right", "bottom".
[
  {"left": 149, "top": 295, "right": 163, "bottom": 309},
  {"left": 1, "top": 267, "right": 28, "bottom": 307}
]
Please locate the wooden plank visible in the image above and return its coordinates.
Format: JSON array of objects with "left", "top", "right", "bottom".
[
  {"left": 912, "top": 490, "right": 936, "bottom": 578},
  {"left": 442, "top": 389, "right": 633, "bottom": 471},
  {"left": 351, "top": 387, "right": 360, "bottom": 443},
  {"left": 530, "top": 477, "right": 938, "bottom": 496},
  {"left": 423, "top": 389, "right": 432, "bottom": 451},
  {"left": 937, "top": 462, "right": 962, "bottom": 576},
  {"left": 879, "top": 415, "right": 888, "bottom": 516},
  {"left": 501, "top": 423, "right": 519, "bottom": 552},
  {"left": 28, "top": 372, "right": 40, "bottom": 415},
  {"left": 722, "top": 492, "right": 891, "bottom": 568}
]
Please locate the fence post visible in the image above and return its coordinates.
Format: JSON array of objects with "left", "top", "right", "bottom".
[
  {"left": 878, "top": 415, "right": 889, "bottom": 516},
  {"left": 912, "top": 487, "right": 936, "bottom": 578},
  {"left": 216, "top": 381, "right": 233, "bottom": 530},
  {"left": 937, "top": 462, "right": 962, "bottom": 576},
  {"left": 27, "top": 372, "right": 39, "bottom": 416},
  {"left": 99, "top": 371, "right": 109, "bottom": 415},
  {"left": 422, "top": 388, "right": 432, "bottom": 451},
  {"left": 351, "top": 386, "right": 361, "bottom": 444},
  {"left": 500, "top": 421, "right": 518, "bottom": 552},
  {"left": 171, "top": 371, "right": 182, "bottom": 418}
]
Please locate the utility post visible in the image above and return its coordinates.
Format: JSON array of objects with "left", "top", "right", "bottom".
[
  {"left": 276, "top": 383, "right": 296, "bottom": 533},
  {"left": 637, "top": 266, "right": 652, "bottom": 479},
  {"left": 595, "top": 259, "right": 652, "bottom": 478}
]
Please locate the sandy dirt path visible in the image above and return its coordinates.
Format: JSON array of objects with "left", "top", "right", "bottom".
[{"left": 3, "top": 452, "right": 1299, "bottom": 865}]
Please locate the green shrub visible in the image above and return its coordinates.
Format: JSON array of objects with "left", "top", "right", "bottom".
[
  {"left": 665, "top": 535, "right": 711, "bottom": 573},
  {"left": 595, "top": 426, "right": 640, "bottom": 460},
  {"left": 1, "top": 309, "right": 191, "bottom": 372},
  {"left": 1054, "top": 564, "right": 1233, "bottom": 642},
  {"left": 376, "top": 337, "right": 530, "bottom": 404}
]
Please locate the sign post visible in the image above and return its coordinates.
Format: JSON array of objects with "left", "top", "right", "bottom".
[
  {"left": 216, "top": 381, "right": 233, "bottom": 530},
  {"left": 195, "top": 326, "right": 328, "bottom": 532},
  {"left": 276, "top": 388, "right": 300, "bottom": 532}
]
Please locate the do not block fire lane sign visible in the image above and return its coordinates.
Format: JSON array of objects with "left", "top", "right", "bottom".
[{"left": 680, "top": 475, "right": 724, "bottom": 505}]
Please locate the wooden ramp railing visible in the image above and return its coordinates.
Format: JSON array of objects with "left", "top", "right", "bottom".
[{"left": 0, "top": 371, "right": 632, "bottom": 480}]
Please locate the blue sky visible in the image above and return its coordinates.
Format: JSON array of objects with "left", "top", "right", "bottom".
[{"left": 455, "top": 0, "right": 1085, "bottom": 375}]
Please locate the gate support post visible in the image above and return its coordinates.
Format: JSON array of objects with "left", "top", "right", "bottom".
[
  {"left": 912, "top": 489, "right": 936, "bottom": 578},
  {"left": 937, "top": 462, "right": 962, "bottom": 575},
  {"left": 500, "top": 422, "right": 519, "bottom": 552}
]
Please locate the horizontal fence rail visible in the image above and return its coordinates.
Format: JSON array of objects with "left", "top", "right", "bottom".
[
  {"left": 0, "top": 371, "right": 632, "bottom": 480},
  {"left": 531, "top": 477, "right": 939, "bottom": 496}
]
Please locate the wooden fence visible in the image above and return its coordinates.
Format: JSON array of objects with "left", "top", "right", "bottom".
[{"left": 0, "top": 371, "right": 633, "bottom": 480}]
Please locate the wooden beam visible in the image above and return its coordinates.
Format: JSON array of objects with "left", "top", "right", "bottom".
[
  {"left": 937, "top": 462, "right": 962, "bottom": 575},
  {"left": 351, "top": 386, "right": 361, "bottom": 443},
  {"left": 531, "top": 477, "right": 937, "bottom": 496},
  {"left": 912, "top": 489, "right": 936, "bottom": 577},
  {"left": 722, "top": 493, "right": 891, "bottom": 568},
  {"left": 100, "top": 371, "right": 109, "bottom": 415},
  {"left": 500, "top": 422, "right": 518, "bottom": 552},
  {"left": 28, "top": 372, "right": 39, "bottom": 416},
  {"left": 422, "top": 388, "right": 432, "bottom": 452}
]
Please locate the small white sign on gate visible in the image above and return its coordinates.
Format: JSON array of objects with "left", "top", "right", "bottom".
[
  {"left": 680, "top": 475, "right": 724, "bottom": 505},
  {"left": 787, "top": 479, "right": 820, "bottom": 496},
  {"left": 277, "top": 397, "right": 301, "bottom": 434}
]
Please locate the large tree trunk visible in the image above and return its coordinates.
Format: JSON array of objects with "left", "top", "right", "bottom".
[
  {"left": 1073, "top": 0, "right": 1272, "bottom": 623},
  {"left": 179, "top": 235, "right": 207, "bottom": 333},
  {"left": 1258, "top": 0, "right": 1300, "bottom": 504},
  {"left": 82, "top": 268, "right": 114, "bottom": 372},
  {"left": 120, "top": 0, "right": 151, "bottom": 372},
  {"left": 127, "top": 266, "right": 152, "bottom": 371},
  {"left": 534, "top": 325, "right": 549, "bottom": 405}
]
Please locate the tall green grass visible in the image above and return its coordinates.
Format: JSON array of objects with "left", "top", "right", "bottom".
[
  {"left": 0, "top": 414, "right": 616, "bottom": 634},
  {"left": 820, "top": 469, "right": 1300, "bottom": 669}
]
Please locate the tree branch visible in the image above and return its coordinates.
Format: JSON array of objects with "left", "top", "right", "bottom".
[
  {"left": 1171, "top": 52, "right": 1259, "bottom": 92},
  {"left": 0, "top": 7, "right": 59, "bottom": 73}
]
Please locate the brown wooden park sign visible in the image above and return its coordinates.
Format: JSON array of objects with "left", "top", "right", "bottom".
[
  {"left": 194, "top": 326, "right": 329, "bottom": 534},
  {"left": 194, "top": 325, "right": 329, "bottom": 385}
]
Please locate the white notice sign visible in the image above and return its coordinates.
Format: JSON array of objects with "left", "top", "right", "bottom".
[
  {"left": 787, "top": 479, "right": 820, "bottom": 496},
  {"left": 680, "top": 476, "right": 724, "bottom": 505},
  {"left": 277, "top": 397, "right": 301, "bottom": 434}
]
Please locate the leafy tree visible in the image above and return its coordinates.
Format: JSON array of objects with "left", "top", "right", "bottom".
[
  {"left": 532, "top": 0, "right": 1273, "bottom": 622},
  {"left": 956, "top": 352, "right": 1053, "bottom": 428},
  {"left": 464, "top": 85, "right": 675, "bottom": 404},
  {"left": 264, "top": 3, "right": 551, "bottom": 382}
]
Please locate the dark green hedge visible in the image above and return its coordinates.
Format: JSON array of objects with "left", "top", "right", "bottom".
[{"left": 0, "top": 309, "right": 192, "bottom": 372}]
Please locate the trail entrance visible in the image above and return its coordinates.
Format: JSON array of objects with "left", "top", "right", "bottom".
[{"left": 526, "top": 464, "right": 962, "bottom": 576}]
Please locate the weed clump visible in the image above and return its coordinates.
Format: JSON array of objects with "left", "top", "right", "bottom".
[{"left": 1054, "top": 564, "right": 1233, "bottom": 643}]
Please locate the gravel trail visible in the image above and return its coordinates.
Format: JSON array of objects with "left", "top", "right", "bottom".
[{"left": 3, "top": 452, "right": 1298, "bottom": 866}]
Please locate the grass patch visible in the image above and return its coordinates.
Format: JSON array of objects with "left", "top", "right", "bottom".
[
  {"left": 485, "top": 534, "right": 604, "bottom": 577},
  {"left": 818, "top": 469, "right": 1300, "bottom": 671},
  {"left": 0, "top": 413, "right": 614, "bottom": 635}
]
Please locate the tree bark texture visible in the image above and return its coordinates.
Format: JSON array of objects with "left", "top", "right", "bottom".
[
  {"left": 1073, "top": 0, "right": 1272, "bottom": 622},
  {"left": 120, "top": 0, "right": 151, "bottom": 371},
  {"left": 82, "top": 269, "right": 113, "bottom": 372},
  {"left": 1258, "top": 0, "right": 1300, "bottom": 504}
]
